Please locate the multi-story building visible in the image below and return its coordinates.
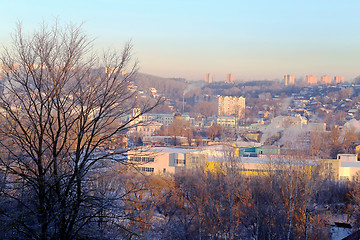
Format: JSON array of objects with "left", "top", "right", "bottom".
[
  {"left": 334, "top": 154, "right": 360, "bottom": 181},
  {"left": 127, "top": 147, "right": 207, "bottom": 174},
  {"left": 306, "top": 75, "right": 317, "bottom": 85},
  {"left": 216, "top": 116, "right": 237, "bottom": 128},
  {"left": 284, "top": 74, "right": 295, "bottom": 86},
  {"left": 320, "top": 154, "right": 360, "bottom": 181},
  {"left": 206, "top": 116, "right": 237, "bottom": 129},
  {"left": 226, "top": 73, "right": 234, "bottom": 83},
  {"left": 334, "top": 76, "right": 344, "bottom": 84},
  {"left": 129, "top": 112, "right": 201, "bottom": 132},
  {"left": 217, "top": 96, "right": 245, "bottom": 119},
  {"left": 140, "top": 113, "right": 175, "bottom": 126},
  {"left": 136, "top": 122, "right": 163, "bottom": 137},
  {"left": 204, "top": 73, "right": 213, "bottom": 83},
  {"left": 127, "top": 147, "right": 360, "bottom": 183},
  {"left": 321, "top": 75, "right": 332, "bottom": 85}
]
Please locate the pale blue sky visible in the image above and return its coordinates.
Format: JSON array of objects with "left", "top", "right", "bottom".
[{"left": 1, "top": 0, "right": 360, "bottom": 81}]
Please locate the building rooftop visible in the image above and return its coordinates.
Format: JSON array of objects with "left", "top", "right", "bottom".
[
  {"left": 208, "top": 155, "right": 317, "bottom": 166},
  {"left": 141, "top": 147, "right": 199, "bottom": 154}
]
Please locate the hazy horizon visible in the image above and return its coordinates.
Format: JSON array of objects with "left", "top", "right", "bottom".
[{"left": 1, "top": 1, "right": 360, "bottom": 81}]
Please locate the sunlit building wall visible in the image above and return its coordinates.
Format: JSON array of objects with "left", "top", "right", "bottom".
[
  {"left": 205, "top": 73, "right": 213, "bottom": 83},
  {"left": 321, "top": 75, "right": 332, "bottom": 84},
  {"left": 284, "top": 74, "right": 295, "bottom": 86},
  {"left": 226, "top": 73, "right": 234, "bottom": 83},
  {"left": 306, "top": 75, "right": 317, "bottom": 85},
  {"left": 217, "top": 96, "right": 246, "bottom": 119},
  {"left": 334, "top": 76, "right": 344, "bottom": 84}
]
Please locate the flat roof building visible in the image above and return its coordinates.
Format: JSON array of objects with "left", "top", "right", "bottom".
[
  {"left": 334, "top": 76, "right": 344, "bottom": 84},
  {"left": 127, "top": 147, "right": 207, "bottom": 174},
  {"left": 205, "top": 73, "right": 213, "bottom": 83},
  {"left": 306, "top": 75, "right": 317, "bottom": 85},
  {"left": 226, "top": 73, "right": 234, "bottom": 83},
  {"left": 217, "top": 96, "right": 246, "bottom": 120},
  {"left": 321, "top": 75, "right": 332, "bottom": 85},
  {"left": 284, "top": 74, "right": 295, "bottom": 86}
]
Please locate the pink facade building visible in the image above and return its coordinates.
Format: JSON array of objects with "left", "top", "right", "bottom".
[
  {"left": 321, "top": 75, "right": 332, "bottom": 85},
  {"left": 226, "top": 73, "right": 234, "bottom": 83},
  {"left": 284, "top": 74, "right": 295, "bottom": 86},
  {"left": 205, "top": 73, "right": 213, "bottom": 83},
  {"left": 334, "top": 76, "right": 344, "bottom": 84},
  {"left": 217, "top": 96, "right": 246, "bottom": 119},
  {"left": 306, "top": 75, "right": 317, "bottom": 85}
]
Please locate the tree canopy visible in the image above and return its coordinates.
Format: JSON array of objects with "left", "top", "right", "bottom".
[{"left": 0, "top": 22, "right": 161, "bottom": 239}]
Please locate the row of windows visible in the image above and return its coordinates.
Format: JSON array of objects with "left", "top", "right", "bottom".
[
  {"left": 324, "top": 162, "right": 333, "bottom": 170},
  {"left": 192, "top": 156, "right": 200, "bottom": 162},
  {"left": 339, "top": 176, "right": 360, "bottom": 181},
  {"left": 137, "top": 167, "right": 154, "bottom": 172},
  {"left": 340, "top": 176, "right": 350, "bottom": 181},
  {"left": 129, "top": 157, "right": 155, "bottom": 163},
  {"left": 139, "top": 127, "right": 153, "bottom": 132},
  {"left": 240, "top": 168, "right": 283, "bottom": 173},
  {"left": 175, "top": 159, "right": 186, "bottom": 165}
]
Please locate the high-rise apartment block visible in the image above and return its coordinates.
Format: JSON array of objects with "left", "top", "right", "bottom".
[
  {"left": 205, "top": 73, "right": 213, "bottom": 83},
  {"left": 321, "top": 75, "right": 332, "bottom": 85},
  {"left": 217, "top": 96, "right": 246, "bottom": 119},
  {"left": 306, "top": 75, "right": 317, "bottom": 85},
  {"left": 334, "top": 76, "right": 344, "bottom": 84},
  {"left": 284, "top": 74, "right": 295, "bottom": 86},
  {"left": 226, "top": 73, "right": 234, "bottom": 83}
]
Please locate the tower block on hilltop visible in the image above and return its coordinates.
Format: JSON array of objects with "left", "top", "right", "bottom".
[
  {"left": 334, "top": 76, "right": 344, "bottom": 84},
  {"left": 284, "top": 74, "right": 295, "bottom": 86},
  {"left": 321, "top": 75, "right": 332, "bottom": 84},
  {"left": 306, "top": 75, "right": 317, "bottom": 85},
  {"left": 205, "top": 73, "right": 213, "bottom": 83},
  {"left": 226, "top": 73, "right": 234, "bottom": 83}
]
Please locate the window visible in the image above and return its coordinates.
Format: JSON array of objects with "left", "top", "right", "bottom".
[
  {"left": 325, "top": 162, "right": 333, "bottom": 170},
  {"left": 142, "top": 157, "right": 154, "bottom": 163},
  {"left": 340, "top": 176, "right": 349, "bottom": 181},
  {"left": 137, "top": 167, "right": 154, "bottom": 173},
  {"left": 129, "top": 156, "right": 154, "bottom": 163},
  {"left": 175, "top": 159, "right": 186, "bottom": 165},
  {"left": 353, "top": 176, "right": 360, "bottom": 181}
]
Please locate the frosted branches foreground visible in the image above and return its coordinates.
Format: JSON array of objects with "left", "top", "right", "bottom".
[{"left": 0, "top": 22, "right": 162, "bottom": 240}]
